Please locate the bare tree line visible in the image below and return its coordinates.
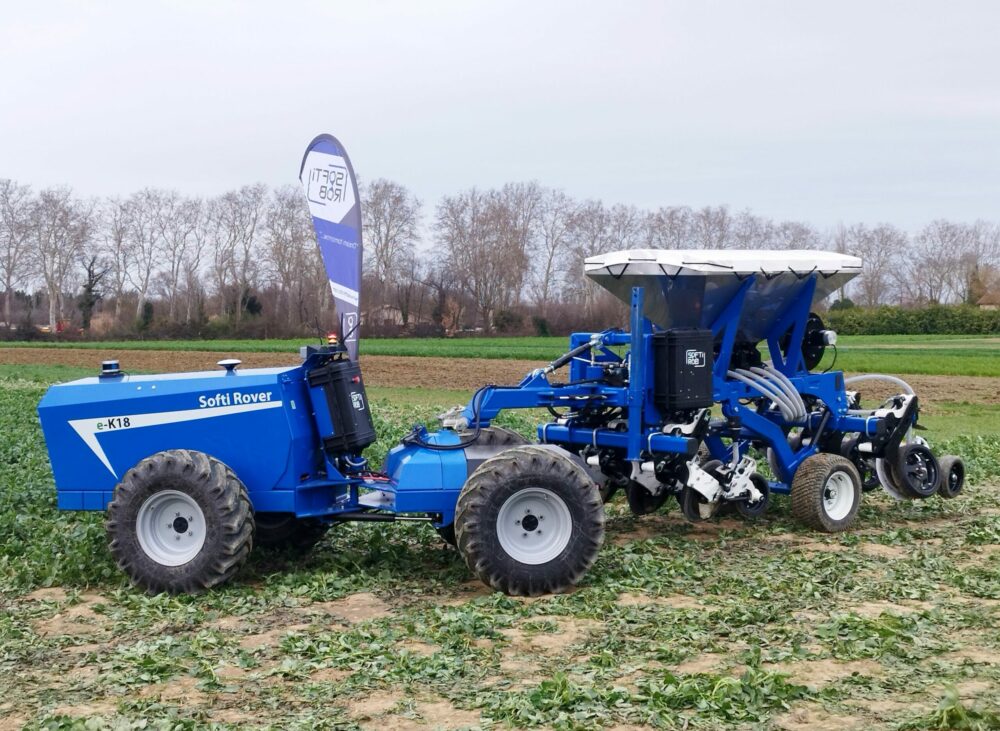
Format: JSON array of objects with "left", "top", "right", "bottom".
[
  {"left": 2, "top": 176, "right": 1000, "bottom": 338},
  {"left": 0, "top": 180, "right": 332, "bottom": 336},
  {"left": 366, "top": 185, "right": 1000, "bottom": 333}
]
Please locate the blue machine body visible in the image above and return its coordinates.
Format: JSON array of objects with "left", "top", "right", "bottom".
[
  {"left": 39, "top": 273, "right": 914, "bottom": 524},
  {"left": 38, "top": 352, "right": 470, "bottom": 526},
  {"left": 39, "top": 366, "right": 313, "bottom": 511}
]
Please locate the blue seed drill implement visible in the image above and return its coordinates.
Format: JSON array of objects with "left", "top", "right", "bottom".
[{"left": 38, "top": 249, "right": 964, "bottom": 595}]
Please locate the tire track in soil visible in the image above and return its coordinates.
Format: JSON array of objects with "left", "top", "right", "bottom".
[{"left": 1, "top": 347, "right": 998, "bottom": 403}]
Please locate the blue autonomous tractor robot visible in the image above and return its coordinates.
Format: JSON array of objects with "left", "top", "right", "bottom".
[{"left": 38, "top": 249, "right": 965, "bottom": 596}]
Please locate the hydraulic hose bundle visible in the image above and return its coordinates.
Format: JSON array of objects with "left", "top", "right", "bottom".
[{"left": 727, "top": 364, "right": 808, "bottom": 422}]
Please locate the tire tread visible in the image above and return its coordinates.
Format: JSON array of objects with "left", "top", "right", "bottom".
[
  {"left": 791, "top": 453, "right": 861, "bottom": 533},
  {"left": 106, "top": 449, "right": 254, "bottom": 594},
  {"left": 455, "top": 445, "right": 604, "bottom": 597}
]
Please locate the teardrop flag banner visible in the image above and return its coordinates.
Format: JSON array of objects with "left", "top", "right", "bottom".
[{"left": 299, "top": 133, "right": 363, "bottom": 360}]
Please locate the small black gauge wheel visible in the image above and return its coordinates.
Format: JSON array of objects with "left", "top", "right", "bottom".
[
  {"left": 895, "top": 443, "right": 941, "bottom": 498},
  {"left": 936, "top": 455, "right": 965, "bottom": 499},
  {"left": 735, "top": 473, "right": 771, "bottom": 519}
]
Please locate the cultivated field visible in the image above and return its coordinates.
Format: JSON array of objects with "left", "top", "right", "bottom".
[
  {"left": 2, "top": 338, "right": 1000, "bottom": 730},
  {"left": 2, "top": 334, "right": 1000, "bottom": 376}
]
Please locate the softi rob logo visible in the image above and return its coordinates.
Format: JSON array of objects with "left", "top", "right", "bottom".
[
  {"left": 307, "top": 164, "right": 348, "bottom": 205},
  {"left": 686, "top": 349, "right": 707, "bottom": 367},
  {"left": 301, "top": 151, "right": 356, "bottom": 225}
]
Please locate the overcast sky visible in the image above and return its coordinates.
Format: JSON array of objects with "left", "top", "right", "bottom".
[{"left": 2, "top": 1, "right": 999, "bottom": 230}]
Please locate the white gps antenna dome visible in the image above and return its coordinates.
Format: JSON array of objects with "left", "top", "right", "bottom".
[{"left": 217, "top": 358, "right": 242, "bottom": 375}]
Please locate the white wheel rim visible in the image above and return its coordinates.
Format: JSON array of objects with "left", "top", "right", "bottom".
[
  {"left": 823, "top": 471, "right": 855, "bottom": 521},
  {"left": 496, "top": 487, "right": 573, "bottom": 565},
  {"left": 136, "top": 490, "right": 206, "bottom": 566}
]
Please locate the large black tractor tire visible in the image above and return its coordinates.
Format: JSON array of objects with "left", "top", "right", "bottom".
[
  {"left": 791, "top": 453, "right": 862, "bottom": 533},
  {"left": 106, "top": 449, "right": 254, "bottom": 594},
  {"left": 436, "top": 426, "right": 532, "bottom": 547},
  {"left": 254, "top": 513, "right": 331, "bottom": 551},
  {"left": 454, "top": 445, "right": 604, "bottom": 596},
  {"left": 460, "top": 425, "right": 530, "bottom": 447}
]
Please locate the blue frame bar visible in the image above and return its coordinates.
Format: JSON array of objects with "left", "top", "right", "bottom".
[{"left": 627, "top": 287, "right": 646, "bottom": 462}]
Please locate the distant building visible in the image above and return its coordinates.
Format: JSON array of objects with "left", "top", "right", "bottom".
[
  {"left": 977, "top": 292, "right": 1000, "bottom": 311},
  {"left": 363, "top": 304, "right": 429, "bottom": 327}
]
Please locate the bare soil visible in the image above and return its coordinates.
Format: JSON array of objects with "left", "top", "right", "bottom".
[
  {"left": 762, "top": 659, "right": 883, "bottom": 689},
  {"left": 775, "top": 703, "right": 868, "bottom": 731},
  {"left": 0, "top": 348, "right": 550, "bottom": 391},
  {"left": 310, "top": 591, "right": 393, "bottom": 623},
  {"left": 4, "top": 347, "right": 999, "bottom": 401}
]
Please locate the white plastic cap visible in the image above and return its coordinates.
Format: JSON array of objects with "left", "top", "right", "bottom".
[{"left": 217, "top": 358, "right": 242, "bottom": 373}]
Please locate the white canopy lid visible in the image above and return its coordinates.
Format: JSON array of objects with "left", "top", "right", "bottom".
[
  {"left": 585, "top": 249, "right": 862, "bottom": 339},
  {"left": 585, "top": 249, "right": 862, "bottom": 277}
]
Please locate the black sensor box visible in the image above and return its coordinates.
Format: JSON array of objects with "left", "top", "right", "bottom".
[
  {"left": 652, "top": 329, "right": 715, "bottom": 411},
  {"left": 307, "top": 358, "right": 377, "bottom": 455}
]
